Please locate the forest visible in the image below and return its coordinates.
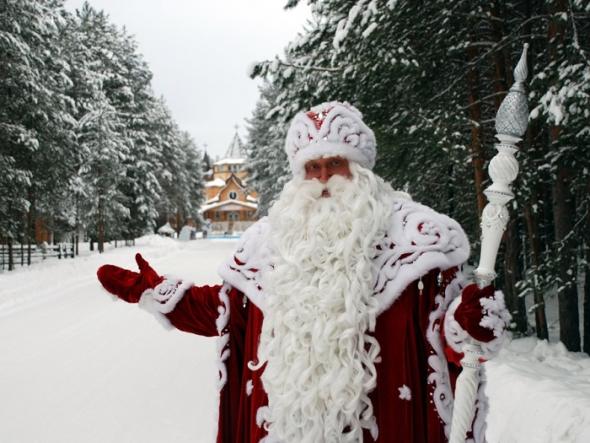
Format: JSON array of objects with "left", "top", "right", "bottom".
[
  {"left": 245, "top": 0, "right": 590, "bottom": 353},
  {"left": 1, "top": 0, "right": 589, "bottom": 353},
  {"left": 0, "top": 1, "right": 204, "bottom": 263}
]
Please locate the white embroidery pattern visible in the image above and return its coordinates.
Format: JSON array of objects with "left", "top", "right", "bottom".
[
  {"left": 398, "top": 385, "right": 412, "bottom": 401},
  {"left": 138, "top": 277, "right": 192, "bottom": 328},
  {"left": 425, "top": 270, "right": 466, "bottom": 438},
  {"left": 218, "top": 200, "right": 470, "bottom": 317},
  {"left": 372, "top": 200, "right": 470, "bottom": 314},
  {"left": 212, "top": 283, "right": 232, "bottom": 443},
  {"left": 216, "top": 284, "right": 231, "bottom": 390},
  {"left": 217, "top": 218, "right": 272, "bottom": 311}
]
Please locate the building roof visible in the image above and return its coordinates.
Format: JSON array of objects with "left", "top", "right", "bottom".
[
  {"left": 213, "top": 158, "right": 245, "bottom": 166},
  {"left": 214, "top": 131, "right": 246, "bottom": 165},
  {"left": 201, "top": 200, "right": 258, "bottom": 212},
  {"left": 205, "top": 178, "right": 226, "bottom": 188}
]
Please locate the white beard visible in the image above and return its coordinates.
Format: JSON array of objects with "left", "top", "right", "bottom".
[{"left": 254, "top": 164, "right": 396, "bottom": 443}]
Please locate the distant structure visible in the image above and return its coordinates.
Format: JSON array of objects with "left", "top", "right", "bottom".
[{"left": 201, "top": 131, "right": 258, "bottom": 233}]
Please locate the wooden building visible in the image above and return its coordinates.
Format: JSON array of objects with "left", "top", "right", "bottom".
[{"left": 201, "top": 132, "right": 258, "bottom": 233}]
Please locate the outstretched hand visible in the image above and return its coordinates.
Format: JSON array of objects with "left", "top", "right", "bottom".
[{"left": 97, "top": 253, "right": 163, "bottom": 303}]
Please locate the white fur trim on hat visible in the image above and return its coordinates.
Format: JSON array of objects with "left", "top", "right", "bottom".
[{"left": 285, "top": 101, "right": 377, "bottom": 175}]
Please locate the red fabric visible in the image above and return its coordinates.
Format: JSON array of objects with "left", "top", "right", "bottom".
[
  {"left": 165, "top": 285, "right": 227, "bottom": 337},
  {"left": 367, "top": 268, "right": 456, "bottom": 443},
  {"left": 163, "top": 268, "right": 467, "bottom": 443},
  {"left": 454, "top": 283, "right": 496, "bottom": 343},
  {"left": 97, "top": 253, "right": 163, "bottom": 303}
]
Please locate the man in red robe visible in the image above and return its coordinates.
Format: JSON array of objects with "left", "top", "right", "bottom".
[{"left": 97, "top": 102, "right": 510, "bottom": 442}]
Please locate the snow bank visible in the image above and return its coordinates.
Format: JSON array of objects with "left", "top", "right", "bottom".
[
  {"left": 486, "top": 337, "right": 590, "bottom": 443},
  {"left": 135, "top": 233, "right": 181, "bottom": 249},
  {"left": 0, "top": 238, "right": 238, "bottom": 443}
]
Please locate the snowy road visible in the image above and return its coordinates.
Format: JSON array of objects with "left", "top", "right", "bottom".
[
  {"left": 0, "top": 237, "right": 237, "bottom": 443},
  {"left": 1, "top": 236, "right": 589, "bottom": 443}
]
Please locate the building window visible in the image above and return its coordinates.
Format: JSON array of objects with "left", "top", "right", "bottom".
[
  {"left": 229, "top": 191, "right": 237, "bottom": 200},
  {"left": 228, "top": 212, "right": 239, "bottom": 221},
  {"left": 214, "top": 211, "right": 221, "bottom": 220}
]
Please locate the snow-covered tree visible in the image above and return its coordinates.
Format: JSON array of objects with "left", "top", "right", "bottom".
[
  {"left": 0, "top": 1, "right": 203, "bottom": 258},
  {"left": 151, "top": 98, "right": 204, "bottom": 233},
  {"left": 245, "top": 83, "right": 290, "bottom": 215},
  {"left": 248, "top": 0, "right": 590, "bottom": 350},
  {"left": 0, "top": 0, "right": 74, "bottom": 266}
]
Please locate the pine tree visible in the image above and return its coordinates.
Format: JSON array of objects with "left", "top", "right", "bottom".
[
  {"left": 0, "top": 0, "right": 74, "bottom": 266},
  {"left": 248, "top": 0, "right": 590, "bottom": 348},
  {"left": 245, "top": 83, "right": 290, "bottom": 215}
]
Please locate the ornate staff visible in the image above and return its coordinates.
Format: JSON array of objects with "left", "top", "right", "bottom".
[{"left": 449, "top": 43, "right": 529, "bottom": 443}]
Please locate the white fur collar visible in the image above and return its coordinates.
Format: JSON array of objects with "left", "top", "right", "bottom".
[{"left": 217, "top": 198, "right": 470, "bottom": 315}]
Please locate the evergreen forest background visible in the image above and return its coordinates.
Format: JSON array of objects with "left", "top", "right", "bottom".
[{"left": 1, "top": 0, "right": 589, "bottom": 352}]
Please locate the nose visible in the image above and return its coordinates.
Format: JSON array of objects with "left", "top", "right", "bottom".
[{"left": 319, "top": 166, "right": 331, "bottom": 183}]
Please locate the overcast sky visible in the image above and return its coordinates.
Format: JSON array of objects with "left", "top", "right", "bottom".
[{"left": 65, "top": 0, "right": 310, "bottom": 159}]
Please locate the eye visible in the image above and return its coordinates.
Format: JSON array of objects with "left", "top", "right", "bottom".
[{"left": 330, "top": 159, "right": 341, "bottom": 167}]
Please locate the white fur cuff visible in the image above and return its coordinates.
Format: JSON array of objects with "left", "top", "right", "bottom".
[
  {"left": 139, "top": 277, "right": 193, "bottom": 329},
  {"left": 443, "top": 291, "right": 510, "bottom": 360}
]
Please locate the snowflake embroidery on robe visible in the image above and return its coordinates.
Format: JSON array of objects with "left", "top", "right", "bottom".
[{"left": 398, "top": 385, "right": 412, "bottom": 401}]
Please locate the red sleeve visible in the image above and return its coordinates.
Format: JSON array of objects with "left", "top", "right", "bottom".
[{"left": 165, "top": 284, "right": 224, "bottom": 337}]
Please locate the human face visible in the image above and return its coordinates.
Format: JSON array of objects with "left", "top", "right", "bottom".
[{"left": 304, "top": 156, "right": 352, "bottom": 184}]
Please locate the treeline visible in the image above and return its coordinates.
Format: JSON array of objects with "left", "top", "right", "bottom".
[
  {"left": 245, "top": 0, "right": 590, "bottom": 352},
  {"left": 0, "top": 0, "right": 204, "bottom": 262}
]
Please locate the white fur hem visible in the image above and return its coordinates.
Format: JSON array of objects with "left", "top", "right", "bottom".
[
  {"left": 216, "top": 284, "right": 231, "bottom": 390},
  {"left": 213, "top": 284, "right": 232, "bottom": 442},
  {"left": 426, "top": 270, "right": 466, "bottom": 437}
]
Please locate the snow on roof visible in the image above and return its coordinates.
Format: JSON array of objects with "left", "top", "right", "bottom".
[
  {"left": 205, "top": 178, "right": 226, "bottom": 187},
  {"left": 223, "top": 131, "right": 245, "bottom": 159},
  {"left": 213, "top": 158, "right": 245, "bottom": 166},
  {"left": 201, "top": 200, "right": 258, "bottom": 212},
  {"left": 246, "top": 195, "right": 258, "bottom": 203}
]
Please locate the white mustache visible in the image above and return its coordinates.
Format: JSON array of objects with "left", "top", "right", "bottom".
[{"left": 303, "top": 175, "right": 351, "bottom": 200}]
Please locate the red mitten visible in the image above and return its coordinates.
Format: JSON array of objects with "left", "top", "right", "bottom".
[
  {"left": 97, "top": 253, "right": 163, "bottom": 303},
  {"left": 454, "top": 283, "right": 510, "bottom": 343}
]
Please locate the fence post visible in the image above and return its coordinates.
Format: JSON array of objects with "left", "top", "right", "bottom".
[{"left": 8, "top": 241, "right": 14, "bottom": 271}]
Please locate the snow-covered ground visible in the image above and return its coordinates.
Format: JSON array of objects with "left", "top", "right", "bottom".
[{"left": 1, "top": 236, "right": 589, "bottom": 443}]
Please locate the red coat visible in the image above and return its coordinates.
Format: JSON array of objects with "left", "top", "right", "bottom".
[
  {"left": 163, "top": 267, "right": 488, "bottom": 443},
  {"left": 138, "top": 199, "right": 493, "bottom": 442}
]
